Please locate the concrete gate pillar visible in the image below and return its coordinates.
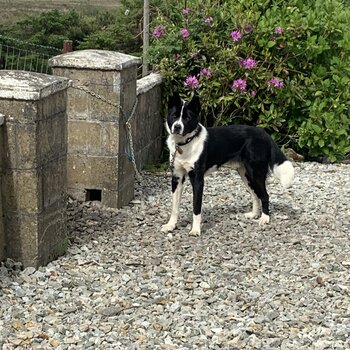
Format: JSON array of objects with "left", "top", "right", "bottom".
[
  {"left": 49, "top": 49, "right": 142, "bottom": 208},
  {"left": 0, "top": 70, "right": 69, "bottom": 267}
]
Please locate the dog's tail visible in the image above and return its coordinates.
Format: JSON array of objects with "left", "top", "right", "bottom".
[{"left": 269, "top": 139, "right": 294, "bottom": 189}]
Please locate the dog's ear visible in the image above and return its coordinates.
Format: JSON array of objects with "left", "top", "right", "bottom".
[
  {"left": 168, "top": 92, "right": 182, "bottom": 109},
  {"left": 187, "top": 94, "right": 201, "bottom": 115}
]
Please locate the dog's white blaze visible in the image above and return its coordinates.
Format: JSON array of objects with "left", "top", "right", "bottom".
[
  {"left": 273, "top": 160, "right": 294, "bottom": 189},
  {"left": 189, "top": 214, "right": 201, "bottom": 236},
  {"left": 171, "top": 101, "right": 185, "bottom": 135},
  {"left": 165, "top": 120, "right": 171, "bottom": 135}
]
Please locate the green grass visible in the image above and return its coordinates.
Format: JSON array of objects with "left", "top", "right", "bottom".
[{"left": 0, "top": 0, "right": 120, "bottom": 25}]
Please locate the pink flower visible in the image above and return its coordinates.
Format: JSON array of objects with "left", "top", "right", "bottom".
[
  {"left": 180, "top": 28, "right": 190, "bottom": 38},
  {"left": 275, "top": 26, "right": 284, "bottom": 35},
  {"left": 181, "top": 7, "right": 189, "bottom": 15},
  {"left": 152, "top": 25, "right": 166, "bottom": 38},
  {"left": 204, "top": 16, "right": 213, "bottom": 25},
  {"left": 199, "top": 68, "right": 212, "bottom": 77},
  {"left": 184, "top": 76, "right": 199, "bottom": 89},
  {"left": 231, "top": 30, "right": 242, "bottom": 42},
  {"left": 231, "top": 79, "right": 247, "bottom": 92},
  {"left": 268, "top": 77, "right": 284, "bottom": 89},
  {"left": 250, "top": 90, "right": 257, "bottom": 97},
  {"left": 240, "top": 57, "right": 257, "bottom": 70}
]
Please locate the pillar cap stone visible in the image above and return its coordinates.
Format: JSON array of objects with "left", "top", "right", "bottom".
[
  {"left": 49, "top": 49, "right": 142, "bottom": 71},
  {"left": 0, "top": 70, "right": 69, "bottom": 101}
]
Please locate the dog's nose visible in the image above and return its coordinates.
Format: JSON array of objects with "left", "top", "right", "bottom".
[{"left": 173, "top": 124, "right": 182, "bottom": 134}]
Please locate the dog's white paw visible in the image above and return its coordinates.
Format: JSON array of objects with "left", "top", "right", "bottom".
[
  {"left": 244, "top": 211, "right": 259, "bottom": 220},
  {"left": 189, "top": 228, "right": 201, "bottom": 236},
  {"left": 161, "top": 223, "right": 176, "bottom": 233},
  {"left": 258, "top": 213, "right": 270, "bottom": 226}
]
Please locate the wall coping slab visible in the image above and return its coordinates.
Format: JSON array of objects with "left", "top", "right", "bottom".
[
  {"left": 137, "top": 73, "right": 162, "bottom": 96},
  {"left": 0, "top": 70, "right": 69, "bottom": 101},
  {"left": 49, "top": 49, "right": 142, "bottom": 71}
]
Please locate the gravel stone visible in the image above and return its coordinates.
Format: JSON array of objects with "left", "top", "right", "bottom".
[{"left": 0, "top": 162, "right": 349, "bottom": 349}]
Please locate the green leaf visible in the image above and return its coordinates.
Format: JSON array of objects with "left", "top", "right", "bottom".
[
  {"left": 312, "top": 124, "right": 322, "bottom": 133},
  {"left": 318, "top": 139, "right": 325, "bottom": 148}
]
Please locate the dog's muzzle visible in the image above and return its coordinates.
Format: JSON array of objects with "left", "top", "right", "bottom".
[{"left": 172, "top": 123, "right": 183, "bottom": 135}]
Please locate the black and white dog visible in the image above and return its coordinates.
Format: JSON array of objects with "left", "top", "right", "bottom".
[{"left": 161, "top": 92, "right": 294, "bottom": 236}]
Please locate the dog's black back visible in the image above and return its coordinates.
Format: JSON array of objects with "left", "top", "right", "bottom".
[{"left": 204, "top": 125, "right": 286, "bottom": 171}]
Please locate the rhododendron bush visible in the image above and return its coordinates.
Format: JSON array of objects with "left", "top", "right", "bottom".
[{"left": 148, "top": 0, "right": 350, "bottom": 162}]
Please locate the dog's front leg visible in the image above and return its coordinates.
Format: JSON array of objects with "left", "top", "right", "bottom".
[
  {"left": 189, "top": 172, "right": 204, "bottom": 236},
  {"left": 161, "top": 175, "right": 185, "bottom": 233}
]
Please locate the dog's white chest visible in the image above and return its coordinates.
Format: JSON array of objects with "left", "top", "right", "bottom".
[
  {"left": 167, "top": 126, "right": 208, "bottom": 175},
  {"left": 170, "top": 143, "right": 200, "bottom": 173},
  {"left": 174, "top": 150, "right": 197, "bottom": 172}
]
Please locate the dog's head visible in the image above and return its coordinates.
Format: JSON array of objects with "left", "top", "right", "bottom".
[{"left": 166, "top": 92, "right": 200, "bottom": 136}]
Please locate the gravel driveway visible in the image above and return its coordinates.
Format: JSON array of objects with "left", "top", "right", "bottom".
[{"left": 1, "top": 162, "right": 349, "bottom": 350}]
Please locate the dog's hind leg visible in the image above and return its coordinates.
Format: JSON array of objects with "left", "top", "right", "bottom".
[
  {"left": 243, "top": 165, "right": 270, "bottom": 225},
  {"left": 188, "top": 171, "right": 204, "bottom": 236},
  {"left": 161, "top": 175, "right": 185, "bottom": 233},
  {"left": 237, "top": 167, "right": 261, "bottom": 219}
]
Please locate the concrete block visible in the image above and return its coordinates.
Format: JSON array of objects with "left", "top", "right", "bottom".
[
  {"left": 0, "top": 117, "right": 4, "bottom": 261},
  {"left": 37, "top": 111, "right": 67, "bottom": 161},
  {"left": 40, "top": 91, "right": 67, "bottom": 120},
  {"left": 53, "top": 68, "right": 122, "bottom": 123},
  {"left": 120, "top": 80, "right": 138, "bottom": 122},
  {"left": 117, "top": 153, "right": 135, "bottom": 206},
  {"left": 101, "top": 189, "right": 119, "bottom": 208},
  {"left": 67, "top": 155, "right": 118, "bottom": 190},
  {"left": 68, "top": 121, "right": 118, "bottom": 157},
  {"left": 0, "top": 70, "right": 69, "bottom": 267},
  {"left": 42, "top": 157, "right": 66, "bottom": 210},
  {"left": 2, "top": 170, "right": 41, "bottom": 213},
  {"left": 5, "top": 213, "right": 39, "bottom": 267},
  {"left": 0, "top": 203, "right": 4, "bottom": 261},
  {"left": 117, "top": 181, "right": 134, "bottom": 208},
  {"left": 3, "top": 122, "right": 37, "bottom": 169},
  {"left": 5, "top": 206, "right": 67, "bottom": 267},
  {"left": 68, "top": 121, "right": 101, "bottom": 154},
  {"left": 38, "top": 200, "right": 67, "bottom": 265}
]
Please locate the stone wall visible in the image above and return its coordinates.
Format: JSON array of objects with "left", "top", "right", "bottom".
[
  {"left": 134, "top": 73, "right": 163, "bottom": 170},
  {"left": 0, "top": 70, "right": 69, "bottom": 267}
]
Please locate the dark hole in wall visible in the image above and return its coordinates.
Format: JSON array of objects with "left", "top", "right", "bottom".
[{"left": 85, "top": 189, "right": 102, "bottom": 202}]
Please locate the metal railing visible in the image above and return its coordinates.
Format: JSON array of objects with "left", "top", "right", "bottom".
[{"left": 0, "top": 35, "right": 62, "bottom": 74}]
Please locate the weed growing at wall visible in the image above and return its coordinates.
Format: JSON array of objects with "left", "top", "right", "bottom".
[{"left": 148, "top": 0, "right": 350, "bottom": 161}]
